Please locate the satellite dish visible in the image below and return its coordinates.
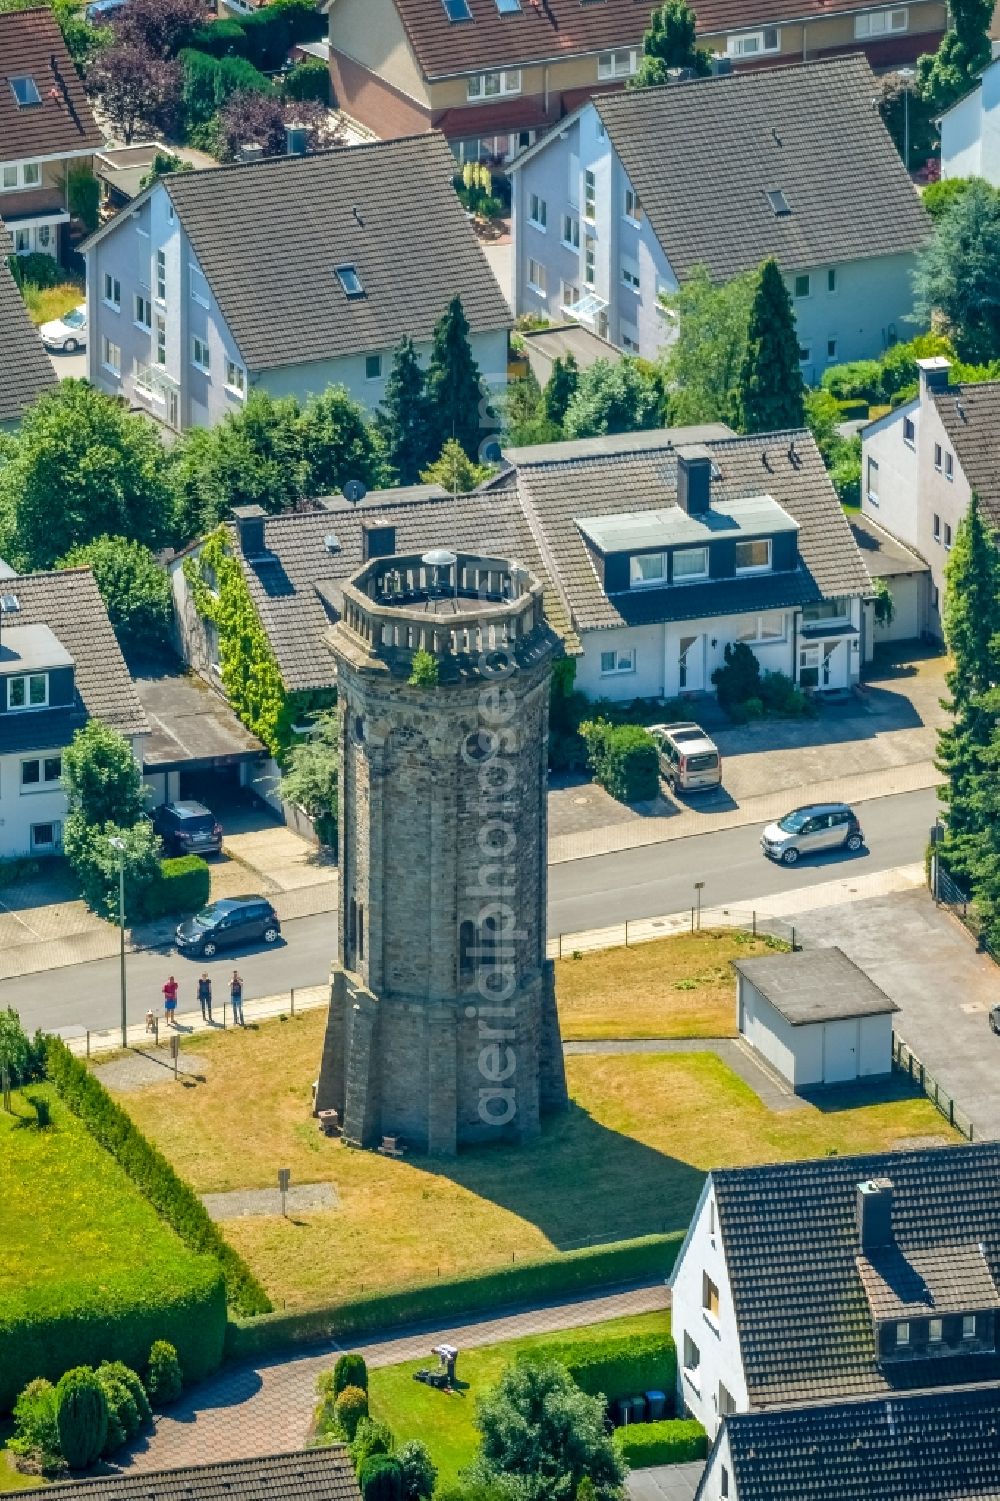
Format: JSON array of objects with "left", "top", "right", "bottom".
[{"left": 343, "top": 480, "right": 367, "bottom": 504}]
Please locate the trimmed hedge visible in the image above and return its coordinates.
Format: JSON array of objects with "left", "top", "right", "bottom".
[
  {"left": 143, "top": 855, "right": 211, "bottom": 919},
  {"left": 180, "top": 48, "right": 273, "bottom": 128},
  {"left": 539, "top": 1330, "right": 676, "bottom": 1404},
  {"left": 44, "top": 1038, "right": 270, "bottom": 1317},
  {"left": 227, "top": 1232, "right": 682, "bottom": 1361},
  {"left": 189, "top": 0, "right": 323, "bottom": 70},
  {"left": 579, "top": 720, "right": 659, "bottom": 803},
  {"left": 613, "top": 1418, "right": 707, "bottom": 1468},
  {"left": 283, "top": 56, "right": 331, "bottom": 103}
]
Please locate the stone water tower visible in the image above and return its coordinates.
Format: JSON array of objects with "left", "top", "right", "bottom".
[{"left": 315, "top": 542, "right": 568, "bottom": 1155}]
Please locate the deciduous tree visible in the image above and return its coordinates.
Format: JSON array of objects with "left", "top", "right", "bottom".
[
  {"left": 216, "top": 90, "right": 338, "bottom": 161},
  {"left": 914, "top": 179, "right": 1000, "bottom": 363},
  {"left": 59, "top": 536, "right": 172, "bottom": 657},
  {"left": 562, "top": 357, "right": 662, "bottom": 438},
  {"left": 62, "top": 719, "right": 149, "bottom": 829},
  {"left": 917, "top": 0, "right": 992, "bottom": 114},
  {"left": 659, "top": 265, "right": 755, "bottom": 427},
  {"left": 420, "top": 438, "right": 493, "bottom": 493},
  {"left": 86, "top": 44, "right": 180, "bottom": 142}
]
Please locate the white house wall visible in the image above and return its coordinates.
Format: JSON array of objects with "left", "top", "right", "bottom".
[
  {"left": 669, "top": 1181, "right": 749, "bottom": 1440},
  {"left": 738, "top": 977, "right": 810, "bottom": 1086},
  {"left": 0, "top": 754, "right": 69, "bottom": 858},
  {"left": 858, "top": 1012, "right": 894, "bottom": 1076},
  {"left": 941, "top": 60, "right": 1000, "bottom": 186},
  {"left": 699, "top": 1428, "right": 737, "bottom": 1501}
]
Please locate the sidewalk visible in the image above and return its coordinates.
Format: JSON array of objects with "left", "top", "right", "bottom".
[{"left": 66, "top": 983, "right": 329, "bottom": 1058}]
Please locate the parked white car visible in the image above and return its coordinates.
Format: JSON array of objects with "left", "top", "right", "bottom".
[{"left": 40, "top": 304, "right": 87, "bottom": 353}]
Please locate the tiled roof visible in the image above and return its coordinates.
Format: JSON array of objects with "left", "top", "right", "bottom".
[
  {"left": 0, "top": 7, "right": 102, "bottom": 161},
  {"left": 163, "top": 134, "right": 511, "bottom": 373},
  {"left": 849, "top": 513, "right": 929, "bottom": 580},
  {"left": 0, "top": 248, "right": 55, "bottom": 424},
  {"left": 733, "top": 946, "right": 898, "bottom": 1026},
  {"left": 691, "top": 0, "right": 937, "bottom": 32},
  {"left": 14, "top": 1447, "right": 360, "bottom": 1500},
  {"left": 509, "top": 427, "right": 872, "bottom": 632},
  {"left": 709, "top": 1386, "right": 1000, "bottom": 1501},
  {"left": 932, "top": 382, "right": 1000, "bottom": 530},
  {"left": 388, "top": 0, "right": 648, "bottom": 80},
  {"left": 857, "top": 1243, "right": 1000, "bottom": 1322},
  {"left": 221, "top": 484, "right": 570, "bottom": 692},
  {"left": 0, "top": 570, "right": 148, "bottom": 744},
  {"left": 594, "top": 56, "right": 930, "bottom": 282},
  {"left": 711, "top": 1141, "right": 1000, "bottom": 1407}
]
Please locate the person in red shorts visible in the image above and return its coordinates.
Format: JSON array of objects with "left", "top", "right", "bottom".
[{"left": 162, "top": 974, "right": 179, "bottom": 1026}]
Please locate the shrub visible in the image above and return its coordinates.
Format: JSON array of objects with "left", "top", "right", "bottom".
[
  {"left": 759, "top": 670, "right": 813, "bottom": 718},
  {"left": 67, "top": 168, "right": 100, "bottom": 233},
  {"left": 335, "top": 1384, "right": 369, "bottom": 1440},
  {"left": 96, "top": 1362, "right": 148, "bottom": 1454},
  {"left": 350, "top": 1417, "right": 394, "bottom": 1472},
  {"left": 188, "top": 18, "right": 246, "bottom": 56},
  {"left": 59, "top": 535, "right": 173, "bottom": 655},
  {"left": 0, "top": 1007, "right": 46, "bottom": 1088},
  {"left": 8, "top": 251, "right": 63, "bottom": 289},
  {"left": 27, "top": 1091, "right": 51, "bottom": 1128},
  {"left": 143, "top": 855, "right": 211, "bottom": 918},
  {"left": 711, "top": 641, "right": 761, "bottom": 711},
  {"left": 102, "top": 1361, "right": 151, "bottom": 1428},
  {"left": 10, "top": 1378, "right": 61, "bottom": 1469},
  {"left": 397, "top": 1439, "right": 436, "bottom": 1501},
  {"left": 535, "top": 1330, "right": 676, "bottom": 1404},
  {"left": 408, "top": 649, "right": 439, "bottom": 688},
  {"left": 359, "top": 1455, "right": 403, "bottom": 1501},
  {"left": 145, "top": 1340, "right": 183, "bottom": 1407},
  {"left": 579, "top": 720, "right": 659, "bottom": 803},
  {"left": 55, "top": 1367, "right": 109, "bottom": 1470},
  {"left": 283, "top": 57, "right": 330, "bottom": 103},
  {"left": 612, "top": 1417, "right": 707, "bottom": 1467},
  {"left": 334, "top": 1351, "right": 369, "bottom": 1394},
  {"left": 179, "top": 48, "right": 272, "bottom": 128},
  {"left": 820, "top": 358, "right": 883, "bottom": 403},
  {"left": 43, "top": 1038, "right": 270, "bottom": 1317}
]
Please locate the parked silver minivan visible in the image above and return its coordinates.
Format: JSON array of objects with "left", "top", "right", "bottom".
[
  {"left": 761, "top": 802, "right": 865, "bottom": 865},
  {"left": 649, "top": 722, "right": 723, "bottom": 792}
]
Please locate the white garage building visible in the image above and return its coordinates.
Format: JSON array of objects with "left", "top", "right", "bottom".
[{"left": 733, "top": 947, "right": 898, "bottom": 1091}]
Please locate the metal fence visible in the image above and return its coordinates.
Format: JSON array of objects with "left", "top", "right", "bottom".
[
  {"left": 934, "top": 862, "right": 1000, "bottom": 964},
  {"left": 893, "top": 1035, "right": 976, "bottom": 1141},
  {"left": 547, "top": 904, "right": 804, "bottom": 960}
]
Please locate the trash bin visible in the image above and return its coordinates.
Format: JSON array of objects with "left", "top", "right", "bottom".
[
  {"left": 613, "top": 1398, "right": 631, "bottom": 1427},
  {"left": 645, "top": 1390, "right": 667, "bottom": 1421},
  {"left": 629, "top": 1395, "right": 647, "bottom": 1424}
]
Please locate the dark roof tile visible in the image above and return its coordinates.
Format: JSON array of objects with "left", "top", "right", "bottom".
[
  {"left": 932, "top": 382, "right": 1000, "bottom": 529},
  {"left": 389, "top": 0, "right": 647, "bottom": 79},
  {"left": 0, "top": 249, "right": 55, "bottom": 423},
  {"left": 12, "top": 1447, "right": 360, "bottom": 1500},
  {"left": 0, "top": 8, "right": 102, "bottom": 160}
]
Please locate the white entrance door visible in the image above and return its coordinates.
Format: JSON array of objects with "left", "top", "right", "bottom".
[
  {"left": 822, "top": 641, "right": 848, "bottom": 689},
  {"left": 823, "top": 1018, "right": 859, "bottom": 1083},
  {"left": 678, "top": 634, "right": 704, "bottom": 693}
]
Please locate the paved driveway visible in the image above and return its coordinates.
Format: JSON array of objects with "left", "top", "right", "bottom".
[
  {"left": 791, "top": 887, "right": 1000, "bottom": 1139},
  {"left": 628, "top": 1462, "right": 705, "bottom": 1501}
]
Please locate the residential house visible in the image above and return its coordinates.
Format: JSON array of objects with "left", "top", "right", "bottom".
[
  {"left": 696, "top": 1386, "right": 1000, "bottom": 1501},
  {"left": 0, "top": 569, "right": 148, "bottom": 859},
  {"left": 849, "top": 511, "right": 931, "bottom": 651},
  {"left": 0, "top": 222, "right": 56, "bottom": 430},
  {"left": 81, "top": 133, "right": 511, "bottom": 432},
  {"left": 861, "top": 358, "right": 1000, "bottom": 637},
  {"left": 2, "top": 1448, "right": 362, "bottom": 1501},
  {"left": 668, "top": 1140, "right": 1000, "bottom": 1440},
  {"left": 0, "top": 6, "right": 103, "bottom": 260},
  {"left": 327, "top": 0, "right": 945, "bottom": 169},
  {"left": 940, "top": 55, "right": 1000, "bottom": 186},
  {"left": 509, "top": 56, "right": 930, "bottom": 371}
]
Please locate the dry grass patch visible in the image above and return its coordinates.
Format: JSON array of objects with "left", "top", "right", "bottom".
[
  {"left": 555, "top": 928, "right": 785, "bottom": 1039},
  {"left": 109, "top": 1011, "right": 954, "bottom": 1311},
  {"left": 20, "top": 281, "right": 83, "bottom": 326}
]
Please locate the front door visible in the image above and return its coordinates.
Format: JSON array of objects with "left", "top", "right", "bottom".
[
  {"left": 678, "top": 634, "right": 704, "bottom": 693},
  {"left": 823, "top": 1018, "right": 859, "bottom": 1083}
]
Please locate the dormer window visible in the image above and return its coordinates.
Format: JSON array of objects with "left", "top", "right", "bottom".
[
  {"left": 895, "top": 1321, "right": 910, "bottom": 1347},
  {"left": 964, "top": 1314, "right": 977, "bottom": 1340},
  {"left": 631, "top": 553, "right": 664, "bottom": 587},
  {"left": 7, "top": 673, "right": 48, "bottom": 710},
  {"left": 673, "top": 547, "right": 709, "bottom": 582},
  {"left": 735, "top": 539, "right": 772, "bottom": 575}
]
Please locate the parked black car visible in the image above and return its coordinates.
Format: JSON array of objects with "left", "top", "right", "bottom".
[
  {"left": 176, "top": 896, "right": 280, "bottom": 957},
  {"left": 153, "top": 800, "right": 223, "bottom": 856}
]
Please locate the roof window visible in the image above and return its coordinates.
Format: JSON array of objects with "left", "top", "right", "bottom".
[
  {"left": 335, "top": 264, "right": 365, "bottom": 299},
  {"left": 442, "top": 0, "right": 472, "bottom": 19},
  {"left": 766, "top": 188, "right": 791, "bottom": 216},
  {"left": 496, "top": 0, "right": 520, "bottom": 10},
  {"left": 9, "top": 75, "right": 41, "bottom": 107}
]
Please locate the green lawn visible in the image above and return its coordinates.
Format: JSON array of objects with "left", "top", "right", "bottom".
[{"left": 367, "top": 1311, "right": 669, "bottom": 1491}]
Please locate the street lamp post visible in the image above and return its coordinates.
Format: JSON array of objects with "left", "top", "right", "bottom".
[
  {"left": 898, "top": 67, "right": 916, "bottom": 174},
  {"left": 109, "top": 836, "right": 127, "bottom": 1048}
]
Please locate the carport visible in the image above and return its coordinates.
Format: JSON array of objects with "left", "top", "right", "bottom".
[
  {"left": 136, "top": 667, "right": 264, "bottom": 808},
  {"left": 850, "top": 514, "right": 931, "bottom": 655}
]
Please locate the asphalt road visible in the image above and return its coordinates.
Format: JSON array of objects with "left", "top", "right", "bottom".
[{"left": 2, "top": 788, "right": 938, "bottom": 1037}]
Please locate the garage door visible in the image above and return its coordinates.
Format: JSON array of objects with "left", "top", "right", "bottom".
[{"left": 823, "top": 1019, "right": 859, "bottom": 1084}]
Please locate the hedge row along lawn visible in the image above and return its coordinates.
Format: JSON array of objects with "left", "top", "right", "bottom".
[
  {"left": 0, "top": 1086, "right": 225, "bottom": 1412},
  {"left": 367, "top": 1311, "right": 670, "bottom": 1490}
]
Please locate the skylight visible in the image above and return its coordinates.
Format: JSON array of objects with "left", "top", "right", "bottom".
[
  {"left": 9, "top": 75, "right": 41, "bottom": 107},
  {"left": 442, "top": 0, "right": 472, "bottom": 19},
  {"left": 496, "top": 0, "right": 521, "bottom": 11},
  {"left": 766, "top": 188, "right": 791, "bottom": 217},
  {"left": 335, "top": 264, "right": 365, "bottom": 298}
]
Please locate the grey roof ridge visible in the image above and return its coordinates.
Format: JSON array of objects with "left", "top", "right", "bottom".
[
  {"left": 597, "top": 49, "right": 870, "bottom": 113},
  {"left": 713, "top": 1137, "right": 986, "bottom": 1189},
  {"left": 162, "top": 128, "right": 456, "bottom": 193},
  {"left": 511, "top": 425, "right": 814, "bottom": 472},
  {"left": 35, "top": 1446, "right": 353, "bottom": 1492}
]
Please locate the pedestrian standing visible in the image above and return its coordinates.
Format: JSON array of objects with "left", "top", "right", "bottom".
[
  {"left": 163, "top": 975, "right": 178, "bottom": 1027},
  {"left": 230, "top": 970, "right": 245, "bottom": 1027},
  {"left": 197, "top": 972, "right": 212, "bottom": 1022}
]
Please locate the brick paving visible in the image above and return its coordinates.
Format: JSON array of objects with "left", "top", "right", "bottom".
[{"left": 115, "top": 1283, "right": 668, "bottom": 1474}]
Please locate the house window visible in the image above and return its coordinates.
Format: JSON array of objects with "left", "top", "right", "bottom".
[
  {"left": 623, "top": 186, "right": 641, "bottom": 223},
  {"left": 21, "top": 755, "right": 62, "bottom": 789},
  {"left": 526, "top": 258, "right": 546, "bottom": 295},
  {"left": 799, "top": 643, "right": 821, "bottom": 688},
  {"left": 673, "top": 546, "right": 709, "bottom": 582},
  {"left": 735, "top": 538, "right": 772, "bottom": 574},
  {"left": 7, "top": 674, "right": 48, "bottom": 710},
  {"left": 36, "top": 224, "right": 51, "bottom": 250},
  {"left": 827, "top": 339, "right": 837, "bottom": 361},
  {"left": 682, "top": 1332, "right": 701, "bottom": 1383},
  {"left": 568, "top": 151, "right": 580, "bottom": 209},
  {"left": 31, "top": 822, "right": 60, "bottom": 852},
  {"left": 189, "top": 264, "right": 209, "bottom": 308},
  {"left": 584, "top": 170, "right": 597, "bottom": 220},
  {"left": 1, "top": 160, "right": 41, "bottom": 190},
  {"left": 443, "top": 0, "right": 472, "bottom": 17},
  {"left": 467, "top": 68, "right": 521, "bottom": 99},
  {"left": 944, "top": 451, "right": 954, "bottom": 480},
  {"left": 621, "top": 255, "right": 640, "bottom": 291},
  {"left": 12, "top": 227, "right": 30, "bottom": 254},
  {"left": 929, "top": 1317, "right": 943, "bottom": 1343},
  {"left": 944, "top": 523, "right": 952, "bottom": 549},
  {"left": 963, "top": 1314, "right": 977, "bottom": 1340},
  {"left": 932, "top": 513, "right": 941, "bottom": 541},
  {"left": 225, "top": 358, "right": 246, "bottom": 395},
  {"left": 134, "top": 294, "right": 152, "bottom": 330},
  {"left": 597, "top": 48, "right": 637, "bottom": 79},
  {"left": 600, "top": 647, "right": 635, "bottom": 675},
  {"left": 134, "top": 361, "right": 156, "bottom": 400},
  {"left": 903, "top": 415, "right": 915, "bottom": 446},
  {"left": 10, "top": 74, "right": 42, "bottom": 107},
  {"left": 156, "top": 249, "right": 166, "bottom": 301},
  {"left": 155, "top": 316, "right": 166, "bottom": 367},
  {"left": 620, "top": 319, "right": 639, "bottom": 353},
  {"left": 721, "top": 1467, "right": 730, "bottom": 1499},
  {"left": 727, "top": 25, "right": 779, "bottom": 55},
  {"left": 191, "top": 336, "right": 210, "bottom": 373},
  {"left": 794, "top": 273, "right": 810, "bottom": 298},
  {"left": 561, "top": 213, "right": 580, "bottom": 250},
  {"left": 335, "top": 264, "right": 365, "bottom": 298},
  {"left": 827, "top": 268, "right": 837, "bottom": 292},
  {"left": 934, "top": 442, "right": 942, "bottom": 471},
  {"left": 103, "top": 273, "right": 121, "bottom": 310},
  {"left": 867, "top": 456, "right": 879, "bottom": 503},
  {"left": 737, "top": 611, "right": 786, "bottom": 643},
  {"left": 364, "top": 353, "right": 382, "bottom": 382},
  {"left": 703, "top": 1273, "right": 720, "bottom": 1321},
  {"left": 561, "top": 280, "right": 581, "bottom": 310},
  {"left": 855, "top": 7, "right": 908, "bottom": 37},
  {"left": 799, "top": 345, "right": 811, "bottom": 365},
  {"left": 718, "top": 1383, "right": 736, "bottom": 1417},
  {"left": 631, "top": 553, "right": 665, "bottom": 587},
  {"left": 528, "top": 193, "right": 547, "bottom": 229},
  {"left": 584, "top": 235, "right": 596, "bottom": 287},
  {"left": 102, "top": 337, "right": 122, "bottom": 377},
  {"left": 802, "top": 596, "right": 849, "bottom": 622},
  {"left": 895, "top": 1321, "right": 910, "bottom": 1347}
]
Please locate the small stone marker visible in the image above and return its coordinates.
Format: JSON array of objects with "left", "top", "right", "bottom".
[{"left": 278, "top": 1167, "right": 291, "bottom": 1217}]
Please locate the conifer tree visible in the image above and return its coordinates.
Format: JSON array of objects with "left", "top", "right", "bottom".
[
  {"left": 378, "top": 338, "right": 435, "bottom": 484},
  {"left": 736, "top": 258, "right": 805, "bottom": 434},
  {"left": 543, "top": 354, "right": 580, "bottom": 429},
  {"left": 426, "top": 295, "right": 486, "bottom": 462},
  {"left": 630, "top": 0, "right": 712, "bottom": 87}
]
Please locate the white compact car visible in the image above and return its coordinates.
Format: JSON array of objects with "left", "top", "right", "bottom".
[{"left": 40, "top": 303, "right": 87, "bottom": 353}]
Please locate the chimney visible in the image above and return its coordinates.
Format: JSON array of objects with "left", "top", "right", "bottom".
[
  {"left": 285, "top": 123, "right": 308, "bottom": 156},
  {"left": 857, "top": 1177, "right": 894, "bottom": 1253},
  {"left": 676, "top": 445, "right": 713, "bottom": 515},
  {"left": 231, "top": 504, "right": 267, "bottom": 559},
  {"left": 917, "top": 356, "right": 952, "bottom": 400},
  {"left": 361, "top": 519, "right": 396, "bottom": 561},
  {"left": 711, "top": 54, "right": 733, "bottom": 76},
  {"left": 238, "top": 142, "right": 264, "bottom": 164}
]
